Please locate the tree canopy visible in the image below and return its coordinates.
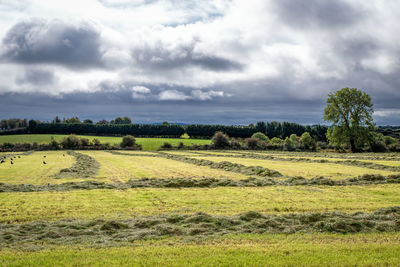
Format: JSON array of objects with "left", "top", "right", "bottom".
[{"left": 323, "top": 87, "right": 374, "bottom": 152}]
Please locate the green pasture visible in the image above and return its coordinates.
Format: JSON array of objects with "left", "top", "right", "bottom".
[
  {"left": 1, "top": 233, "right": 400, "bottom": 266},
  {"left": 2, "top": 185, "right": 400, "bottom": 223},
  {"left": 0, "top": 134, "right": 211, "bottom": 150}
]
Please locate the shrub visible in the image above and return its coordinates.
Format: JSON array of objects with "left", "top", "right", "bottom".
[
  {"left": 49, "top": 137, "right": 60, "bottom": 149},
  {"left": 270, "top": 137, "right": 284, "bottom": 144},
  {"left": 211, "top": 131, "right": 230, "bottom": 149},
  {"left": 160, "top": 142, "right": 173, "bottom": 149},
  {"left": 120, "top": 135, "right": 136, "bottom": 148},
  {"left": 61, "top": 135, "right": 80, "bottom": 148},
  {"left": 245, "top": 137, "right": 259, "bottom": 149},
  {"left": 229, "top": 139, "right": 242, "bottom": 149},
  {"left": 177, "top": 142, "right": 185, "bottom": 149},
  {"left": 79, "top": 138, "right": 90, "bottom": 147},
  {"left": 92, "top": 138, "right": 101, "bottom": 147},
  {"left": 300, "top": 132, "right": 314, "bottom": 150},
  {"left": 251, "top": 132, "right": 269, "bottom": 142}
]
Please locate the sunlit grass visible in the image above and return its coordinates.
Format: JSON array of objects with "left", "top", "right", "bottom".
[
  {"left": 1, "top": 233, "right": 400, "bottom": 266},
  {"left": 194, "top": 156, "right": 399, "bottom": 179},
  {"left": 80, "top": 151, "right": 247, "bottom": 182},
  {"left": 0, "top": 151, "right": 75, "bottom": 185},
  {"left": 1, "top": 184, "right": 400, "bottom": 223}
]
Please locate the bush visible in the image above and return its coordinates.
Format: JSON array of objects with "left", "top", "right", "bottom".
[
  {"left": 79, "top": 138, "right": 90, "bottom": 147},
  {"left": 92, "top": 138, "right": 101, "bottom": 147},
  {"left": 229, "top": 139, "right": 242, "bottom": 149},
  {"left": 211, "top": 131, "right": 230, "bottom": 149},
  {"left": 251, "top": 132, "right": 269, "bottom": 142},
  {"left": 49, "top": 137, "right": 60, "bottom": 149},
  {"left": 270, "top": 137, "right": 284, "bottom": 144},
  {"left": 61, "top": 135, "right": 80, "bottom": 148},
  {"left": 300, "top": 132, "right": 314, "bottom": 150},
  {"left": 160, "top": 142, "right": 173, "bottom": 149},
  {"left": 120, "top": 135, "right": 136, "bottom": 148},
  {"left": 245, "top": 138, "right": 259, "bottom": 149}
]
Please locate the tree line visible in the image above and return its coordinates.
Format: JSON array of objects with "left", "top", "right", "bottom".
[{"left": 0, "top": 116, "right": 328, "bottom": 140}]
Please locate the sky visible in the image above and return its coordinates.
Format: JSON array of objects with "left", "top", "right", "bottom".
[{"left": 0, "top": 0, "right": 399, "bottom": 125}]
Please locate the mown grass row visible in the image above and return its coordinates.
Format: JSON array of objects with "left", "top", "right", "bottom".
[
  {"left": 192, "top": 151, "right": 400, "bottom": 172},
  {"left": 1, "top": 207, "right": 400, "bottom": 250},
  {"left": 2, "top": 174, "right": 400, "bottom": 193},
  {"left": 55, "top": 151, "right": 99, "bottom": 179},
  {"left": 2, "top": 185, "right": 400, "bottom": 223}
]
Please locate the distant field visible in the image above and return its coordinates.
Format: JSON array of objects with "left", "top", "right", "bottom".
[
  {"left": 2, "top": 185, "right": 400, "bottom": 223},
  {"left": 2, "top": 233, "right": 400, "bottom": 266},
  {"left": 0, "top": 134, "right": 211, "bottom": 150}
]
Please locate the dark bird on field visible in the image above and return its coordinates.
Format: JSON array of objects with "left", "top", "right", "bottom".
[
  {"left": 43, "top": 156, "right": 46, "bottom": 158},
  {"left": 1, "top": 160, "right": 5, "bottom": 163},
  {"left": 63, "top": 154, "right": 65, "bottom": 156},
  {"left": 43, "top": 161, "right": 47, "bottom": 164},
  {"left": 18, "top": 156, "right": 21, "bottom": 158},
  {"left": 10, "top": 161, "right": 14, "bottom": 165}
]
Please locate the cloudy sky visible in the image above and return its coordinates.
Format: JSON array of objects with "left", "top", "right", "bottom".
[{"left": 0, "top": 0, "right": 399, "bottom": 125}]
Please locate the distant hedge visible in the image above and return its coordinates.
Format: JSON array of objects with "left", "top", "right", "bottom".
[
  {"left": 29, "top": 123, "right": 185, "bottom": 138},
  {"left": 186, "top": 124, "right": 257, "bottom": 138}
]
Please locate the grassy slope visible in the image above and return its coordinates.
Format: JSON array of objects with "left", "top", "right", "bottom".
[
  {"left": 194, "top": 156, "right": 399, "bottom": 179},
  {"left": 0, "top": 134, "right": 210, "bottom": 150},
  {"left": 2, "top": 185, "right": 400, "bottom": 223},
  {"left": 1, "top": 233, "right": 400, "bottom": 266}
]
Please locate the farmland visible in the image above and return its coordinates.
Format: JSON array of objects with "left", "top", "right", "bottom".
[
  {"left": 0, "top": 134, "right": 211, "bottom": 150},
  {"left": 1, "top": 148, "right": 400, "bottom": 266}
]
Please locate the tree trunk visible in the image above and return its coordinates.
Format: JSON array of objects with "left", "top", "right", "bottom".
[{"left": 349, "top": 138, "right": 357, "bottom": 153}]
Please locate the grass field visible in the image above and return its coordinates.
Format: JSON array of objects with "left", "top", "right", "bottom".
[
  {"left": 194, "top": 156, "right": 399, "bottom": 179},
  {"left": 1, "top": 148, "right": 400, "bottom": 266},
  {"left": 2, "top": 233, "right": 400, "bottom": 266},
  {"left": 0, "top": 151, "right": 76, "bottom": 184},
  {"left": 80, "top": 151, "right": 247, "bottom": 182},
  {"left": 0, "top": 134, "right": 211, "bottom": 150},
  {"left": 2, "top": 185, "right": 400, "bottom": 223}
]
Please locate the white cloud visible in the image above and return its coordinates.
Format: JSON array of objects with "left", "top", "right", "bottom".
[
  {"left": 158, "top": 90, "right": 190, "bottom": 101},
  {"left": 191, "top": 90, "right": 225, "bottom": 100},
  {"left": 131, "top": 85, "right": 151, "bottom": 99}
]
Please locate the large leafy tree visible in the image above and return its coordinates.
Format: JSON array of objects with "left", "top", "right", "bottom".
[{"left": 323, "top": 87, "right": 374, "bottom": 152}]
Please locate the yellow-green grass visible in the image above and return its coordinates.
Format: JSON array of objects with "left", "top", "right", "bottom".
[
  {"left": 0, "top": 134, "right": 211, "bottom": 150},
  {"left": 1, "top": 233, "right": 400, "bottom": 266},
  {"left": 80, "top": 151, "right": 247, "bottom": 182},
  {"left": 258, "top": 155, "right": 400, "bottom": 167},
  {"left": 2, "top": 185, "right": 400, "bottom": 223},
  {"left": 194, "top": 156, "right": 398, "bottom": 179},
  {"left": 0, "top": 151, "right": 76, "bottom": 185},
  {"left": 163, "top": 151, "right": 204, "bottom": 156}
]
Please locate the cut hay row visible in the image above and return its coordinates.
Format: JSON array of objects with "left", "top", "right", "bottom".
[
  {"left": 191, "top": 151, "right": 400, "bottom": 172},
  {"left": 1, "top": 207, "right": 400, "bottom": 250},
  {"left": 1, "top": 174, "right": 400, "bottom": 193},
  {"left": 55, "top": 151, "right": 99, "bottom": 179}
]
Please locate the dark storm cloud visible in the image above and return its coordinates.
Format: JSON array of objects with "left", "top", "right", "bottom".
[
  {"left": 15, "top": 68, "right": 55, "bottom": 85},
  {"left": 133, "top": 42, "right": 243, "bottom": 71},
  {"left": 1, "top": 84, "right": 399, "bottom": 125},
  {"left": 1, "top": 19, "right": 104, "bottom": 69},
  {"left": 274, "top": 0, "right": 362, "bottom": 29}
]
